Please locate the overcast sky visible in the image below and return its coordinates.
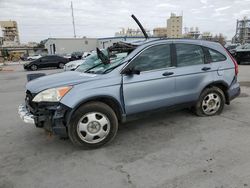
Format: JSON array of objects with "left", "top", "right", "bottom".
[{"left": 0, "top": 0, "right": 250, "bottom": 43}]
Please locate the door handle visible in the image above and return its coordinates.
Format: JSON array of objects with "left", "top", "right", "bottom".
[
  {"left": 162, "top": 72, "right": 174, "bottom": 76},
  {"left": 201, "top": 67, "right": 211, "bottom": 71}
]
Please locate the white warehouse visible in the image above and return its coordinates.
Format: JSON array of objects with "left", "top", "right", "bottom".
[
  {"left": 45, "top": 38, "right": 98, "bottom": 54},
  {"left": 44, "top": 36, "right": 153, "bottom": 54}
]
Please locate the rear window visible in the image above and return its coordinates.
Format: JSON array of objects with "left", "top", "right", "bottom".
[{"left": 208, "top": 49, "right": 226, "bottom": 62}]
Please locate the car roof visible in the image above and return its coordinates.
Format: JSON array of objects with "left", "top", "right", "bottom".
[
  {"left": 43, "top": 55, "right": 62, "bottom": 57},
  {"left": 123, "top": 38, "right": 221, "bottom": 48}
]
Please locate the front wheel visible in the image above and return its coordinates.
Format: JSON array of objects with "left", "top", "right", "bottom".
[
  {"left": 194, "top": 87, "right": 225, "bottom": 116},
  {"left": 58, "top": 62, "right": 64, "bottom": 69},
  {"left": 30, "top": 64, "right": 38, "bottom": 71},
  {"left": 68, "top": 102, "right": 118, "bottom": 148}
]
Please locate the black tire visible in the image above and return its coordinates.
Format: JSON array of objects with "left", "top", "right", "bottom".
[
  {"left": 58, "top": 62, "right": 64, "bottom": 69},
  {"left": 194, "top": 86, "right": 225, "bottom": 116},
  {"left": 68, "top": 102, "right": 118, "bottom": 148},
  {"left": 30, "top": 64, "right": 38, "bottom": 71}
]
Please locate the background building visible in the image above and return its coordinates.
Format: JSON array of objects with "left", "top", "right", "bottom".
[
  {"left": 167, "top": 13, "right": 183, "bottom": 38},
  {"left": 44, "top": 36, "right": 157, "bottom": 55},
  {"left": 183, "top": 27, "right": 201, "bottom": 39},
  {"left": 201, "top": 32, "right": 213, "bottom": 40},
  {"left": 115, "top": 28, "right": 151, "bottom": 37},
  {"left": 45, "top": 38, "right": 98, "bottom": 54},
  {"left": 0, "top": 21, "right": 20, "bottom": 46},
  {"left": 153, "top": 27, "right": 168, "bottom": 37},
  {"left": 153, "top": 13, "right": 182, "bottom": 38},
  {"left": 232, "top": 17, "right": 250, "bottom": 44}
]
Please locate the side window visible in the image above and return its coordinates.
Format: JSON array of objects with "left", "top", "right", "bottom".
[
  {"left": 208, "top": 49, "right": 226, "bottom": 62},
  {"left": 52, "top": 56, "right": 60, "bottom": 60},
  {"left": 40, "top": 57, "right": 49, "bottom": 62},
  {"left": 130, "top": 44, "right": 171, "bottom": 72},
  {"left": 176, "top": 44, "right": 204, "bottom": 67}
]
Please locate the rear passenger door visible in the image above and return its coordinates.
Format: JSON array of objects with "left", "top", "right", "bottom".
[
  {"left": 173, "top": 43, "right": 214, "bottom": 104},
  {"left": 50, "top": 56, "right": 60, "bottom": 67}
]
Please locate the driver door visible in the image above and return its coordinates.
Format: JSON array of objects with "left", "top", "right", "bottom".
[
  {"left": 122, "top": 43, "right": 177, "bottom": 115},
  {"left": 39, "top": 57, "right": 51, "bottom": 68}
]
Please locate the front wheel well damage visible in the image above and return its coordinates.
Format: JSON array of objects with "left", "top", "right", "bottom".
[{"left": 69, "top": 97, "right": 124, "bottom": 123}]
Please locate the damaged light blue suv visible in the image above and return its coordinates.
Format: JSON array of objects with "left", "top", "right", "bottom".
[
  {"left": 18, "top": 38, "right": 240, "bottom": 148},
  {"left": 18, "top": 15, "right": 240, "bottom": 148}
]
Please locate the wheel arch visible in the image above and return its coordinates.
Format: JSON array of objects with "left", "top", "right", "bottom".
[
  {"left": 30, "top": 63, "right": 38, "bottom": 69},
  {"left": 201, "top": 81, "right": 230, "bottom": 104},
  {"left": 66, "top": 95, "right": 125, "bottom": 126}
]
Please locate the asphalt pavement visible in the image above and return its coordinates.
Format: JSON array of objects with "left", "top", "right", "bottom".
[{"left": 0, "top": 64, "right": 250, "bottom": 188}]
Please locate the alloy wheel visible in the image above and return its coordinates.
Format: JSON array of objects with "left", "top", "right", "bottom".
[{"left": 202, "top": 93, "right": 221, "bottom": 115}]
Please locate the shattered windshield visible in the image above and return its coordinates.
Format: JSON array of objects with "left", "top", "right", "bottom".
[{"left": 76, "top": 51, "right": 128, "bottom": 74}]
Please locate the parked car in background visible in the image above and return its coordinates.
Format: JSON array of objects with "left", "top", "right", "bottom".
[
  {"left": 64, "top": 52, "right": 92, "bottom": 71},
  {"left": 231, "top": 43, "right": 250, "bottom": 64},
  {"left": 225, "top": 44, "right": 240, "bottom": 54},
  {"left": 64, "top": 59, "right": 85, "bottom": 71},
  {"left": 70, "top": 51, "right": 84, "bottom": 61},
  {"left": 234, "top": 50, "right": 250, "bottom": 64},
  {"left": 62, "top": 54, "right": 72, "bottom": 60},
  {"left": 27, "top": 54, "right": 42, "bottom": 61},
  {"left": 23, "top": 55, "right": 69, "bottom": 71},
  {"left": 20, "top": 54, "right": 29, "bottom": 61},
  {"left": 236, "top": 43, "right": 250, "bottom": 51}
]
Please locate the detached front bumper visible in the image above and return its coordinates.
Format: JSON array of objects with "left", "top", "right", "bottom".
[
  {"left": 18, "top": 104, "right": 34, "bottom": 124},
  {"left": 18, "top": 103, "right": 70, "bottom": 137}
]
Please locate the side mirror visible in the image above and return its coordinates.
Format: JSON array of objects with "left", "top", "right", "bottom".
[{"left": 122, "top": 67, "right": 140, "bottom": 75}]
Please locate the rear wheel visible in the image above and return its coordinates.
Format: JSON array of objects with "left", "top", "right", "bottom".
[
  {"left": 58, "top": 62, "right": 64, "bottom": 69},
  {"left": 68, "top": 102, "right": 118, "bottom": 148},
  {"left": 30, "top": 64, "right": 38, "bottom": 71},
  {"left": 194, "top": 86, "right": 225, "bottom": 116}
]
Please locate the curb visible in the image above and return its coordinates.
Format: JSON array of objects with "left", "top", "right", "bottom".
[{"left": 0, "top": 67, "right": 14, "bottom": 72}]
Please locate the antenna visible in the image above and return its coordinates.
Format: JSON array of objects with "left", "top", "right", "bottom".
[{"left": 71, "top": 1, "right": 76, "bottom": 38}]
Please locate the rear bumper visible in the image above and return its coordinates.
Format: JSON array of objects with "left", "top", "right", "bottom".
[{"left": 228, "top": 81, "right": 241, "bottom": 102}]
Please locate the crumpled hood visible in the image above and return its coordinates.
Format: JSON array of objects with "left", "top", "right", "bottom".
[{"left": 26, "top": 71, "right": 101, "bottom": 94}]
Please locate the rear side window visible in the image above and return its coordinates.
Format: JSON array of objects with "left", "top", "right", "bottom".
[
  {"left": 130, "top": 44, "right": 171, "bottom": 72},
  {"left": 51, "top": 56, "right": 60, "bottom": 59},
  {"left": 175, "top": 44, "right": 204, "bottom": 67},
  {"left": 208, "top": 49, "right": 226, "bottom": 62}
]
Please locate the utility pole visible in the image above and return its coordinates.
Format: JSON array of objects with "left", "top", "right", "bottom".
[{"left": 71, "top": 1, "right": 76, "bottom": 38}]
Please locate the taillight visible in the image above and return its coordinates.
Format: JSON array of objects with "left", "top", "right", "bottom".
[{"left": 224, "top": 47, "right": 238, "bottom": 76}]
